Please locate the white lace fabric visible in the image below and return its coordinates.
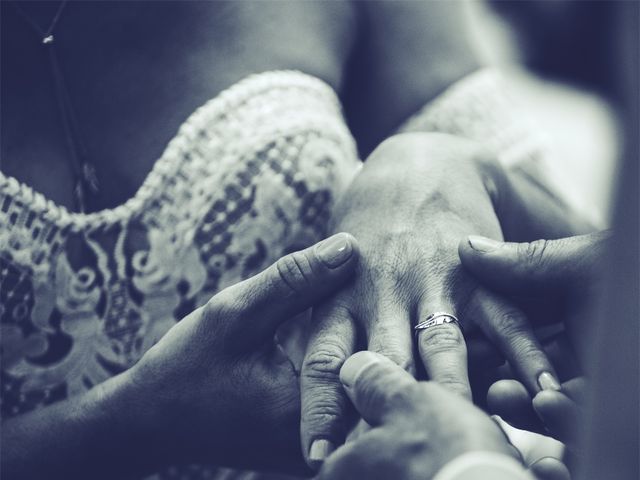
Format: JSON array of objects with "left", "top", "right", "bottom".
[
  {"left": 0, "top": 70, "right": 360, "bottom": 428},
  {"left": 399, "top": 68, "right": 553, "bottom": 168}
]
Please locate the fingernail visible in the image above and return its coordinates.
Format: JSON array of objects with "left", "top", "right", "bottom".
[
  {"left": 340, "top": 351, "right": 379, "bottom": 388},
  {"left": 309, "top": 439, "right": 335, "bottom": 465},
  {"left": 538, "top": 372, "right": 561, "bottom": 391},
  {"left": 468, "top": 235, "right": 501, "bottom": 253},
  {"left": 316, "top": 233, "right": 352, "bottom": 268}
]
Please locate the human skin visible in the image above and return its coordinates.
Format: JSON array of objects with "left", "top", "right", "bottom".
[
  {"left": 1, "top": 0, "right": 357, "bottom": 210},
  {"left": 1, "top": 233, "right": 359, "bottom": 479},
  {"left": 300, "top": 133, "right": 562, "bottom": 468},
  {"left": 2, "top": 2, "right": 588, "bottom": 476},
  {"left": 315, "top": 351, "right": 517, "bottom": 480},
  {"left": 458, "top": 232, "right": 609, "bottom": 453}
]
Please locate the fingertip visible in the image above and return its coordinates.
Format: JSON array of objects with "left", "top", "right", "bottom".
[
  {"left": 532, "top": 390, "right": 565, "bottom": 412},
  {"left": 487, "top": 379, "right": 530, "bottom": 412},
  {"left": 314, "top": 232, "right": 359, "bottom": 270},
  {"left": 301, "top": 312, "right": 357, "bottom": 470},
  {"left": 467, "top": 235, "right": 503, "bottom": 254},
  {"left": 538, "top": 371, "right": 562, "bottom": 392},
  {"left": 340, "top": 351, "right": 382, "bottom": 390},
  {"left": 487, "top": 380, "right": 543, "bottom": 430},
  {"left": 457, "top": 235, "right": 506, "bottom": 277},
  {"left": 308, "top": 439, "right": 337, "bottom": 470}
]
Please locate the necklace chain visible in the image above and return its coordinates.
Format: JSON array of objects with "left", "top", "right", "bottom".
[
  {"left": 9, "top": 1, "right": 99, "bottom": 213},
  {"left": 11, "top": 0, "right": 68, "bottom": 44}
]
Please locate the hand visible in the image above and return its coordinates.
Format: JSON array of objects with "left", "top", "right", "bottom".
[
  {"left": 458, "top": 230, "right": 610, "bottom": 364},
  {"left": 301, "top": 133, "right": 558, "bottom": 468},
  {"left": 123, "top": 233, "right": 360, "bottom": 473},
  {"left": 315, "top": 351, "right": 518, "bottom": 480},
  {"left": 458, "top": 232, "right": 608, "bottom": 479},
  {"left": 489, "top": 378, "right": 583, "bottom": 480},
  {"left": 489, "top": 378, "right": 587, "bottom": 452}
]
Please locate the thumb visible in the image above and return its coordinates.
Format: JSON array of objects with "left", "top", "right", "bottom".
[
  {"left": 339, "top": 351, "right": 416, "bottom": 426},
  {"left": 458, "top": 231, "right": 610, "bottom": 295},
  {"left": 210, "top": 232, "right": 359, "bottom": 348}
]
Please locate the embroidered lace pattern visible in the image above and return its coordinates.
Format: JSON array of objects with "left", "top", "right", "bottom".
[
  {"left": 398, "top": 68, "right": 553, "bottom": 168},
  {"left": 0, "top": 71, "right": 360, "bottom": 477}
]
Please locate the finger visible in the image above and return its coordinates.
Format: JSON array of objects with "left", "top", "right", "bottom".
[
  {"left": 416, "top": 314, "right": 471, "bottom": 398},
  {"left": 340, "top": 351, "right": 416, "bottom": 426},
  {"left": 344, "top": 418, "right": 370, "bottom": 444},
  {"left": 560, "top": 377, "right": 588, "bottom": 404},
  {"left": 529, "top": 457, "right": 572, "bottom": 480},
  {"left": 300, "top": 301, "right": 357, "bottom": 470},
  {"left": 493, "top": 416, "right": 565, "bottom": 468},
  {"left": 533, "top": 390, "right": 583, "bottom": 447},
  {"left": 366, "top": 300, "right": 415, "bottom": 375},
  {"left": 316, "top": 429, "right": 395, "bottom": 480},
  {"left": 469, "top": 288, "right": 559, "bottom": 395},
  {"left": 211, "top": 233, "right": 359, "bottom": 347},
  {"left": 458, "top": 231, "right": 610, "bottom": 294},
  {"left": 314, "top": 439, "right": 362, "bottom": 480},
  {"left": 487, "top": 380, "right": 540, "bottom": 431}
]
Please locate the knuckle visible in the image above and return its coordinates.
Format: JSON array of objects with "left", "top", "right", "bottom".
[
  {"left": 370, "top": 343, "right": 414, "bottom": 373},
  {"left": 302, "top": 392, "right": 350, "bottom": 438},
  {"left": 274, "top": 250, "right": 314, "bottom": 296},
  {"left": 487, "top": 309, "right": 544, "bottom": 362},
  {"left": 508, "top": 334, "right": 543, "bottom": 361},
  {"left": 419, "top": 325, "right": 465, "bottom": 356},
  {"left": 302, "top": 346, "right": 348, "bottom": 381},
  {"left": 490, "top": 304, "right": 523, "bottom": 328},
  {"left": 204, "top": 288, "right": 238, "bottom": 318},
  {"left": 430, "top": 372, "right": 471, "bottom": 396},
  {"left": 518, "top": 239, "right": 550, "bottom": 272},
  {"left": 303, "top": 396, "right": 345, "bottom": 423},
  {"left": 492, "top": 308, "right": 529, "bottom": 340}
]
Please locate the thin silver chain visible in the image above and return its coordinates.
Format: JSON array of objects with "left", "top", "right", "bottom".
[
  {"left": 10, "top": 0, "right": 100, "bottom": 213},
  {"left": 11, "top": 0, "right": 68, "bottom": 43}
]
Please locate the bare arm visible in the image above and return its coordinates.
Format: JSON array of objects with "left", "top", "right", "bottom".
[
  {"left": 1, "top": 2, "right": 358, "bottom": 477},
  {"left": 344, "top": 0, "right": 482, "bottom": 155},
  {"left": 2, "top": 234, "right": 360, "bottom": 479},
  {"left": 1, "top": 372, "right": 156, "bottom": 480}
]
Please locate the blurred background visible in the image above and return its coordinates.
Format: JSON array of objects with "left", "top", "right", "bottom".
[{"left": 467, "top": 0, "right": 623, "bottom": 228}]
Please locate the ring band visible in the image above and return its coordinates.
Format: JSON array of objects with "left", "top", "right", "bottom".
[{"left": 414, "top": 312, "right": 462, "bottom": 336}]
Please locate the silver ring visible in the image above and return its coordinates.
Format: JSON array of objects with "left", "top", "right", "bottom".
[{"left": 414, "top": 312, "right": 462, "bottom": 337}]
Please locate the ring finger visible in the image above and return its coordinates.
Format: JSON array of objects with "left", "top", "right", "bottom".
[{"left": 416, "top": 310, "right": 471, "bottom": 399}]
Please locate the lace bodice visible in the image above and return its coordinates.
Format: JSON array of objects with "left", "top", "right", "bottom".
[{"left": 0, "top": 71, "right": 361, "bottom": 422}]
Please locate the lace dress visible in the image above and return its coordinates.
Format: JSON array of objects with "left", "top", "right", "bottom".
[
  {"left": 0, "top": 71, "right": 361, "bottom": 479},
  {"left": 1, "top": 66, "right": 575, "bottom": 480}
]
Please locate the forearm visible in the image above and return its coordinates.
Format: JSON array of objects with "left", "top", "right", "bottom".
[
  {"left": 347, "top": 0, "right": 482, "bottom": 154},
  {"left": 196, "top": 0, "right": 356, "bottom": 94},
  {"left": 1, "top": 371, "right": 160, "bottom": 480}
]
